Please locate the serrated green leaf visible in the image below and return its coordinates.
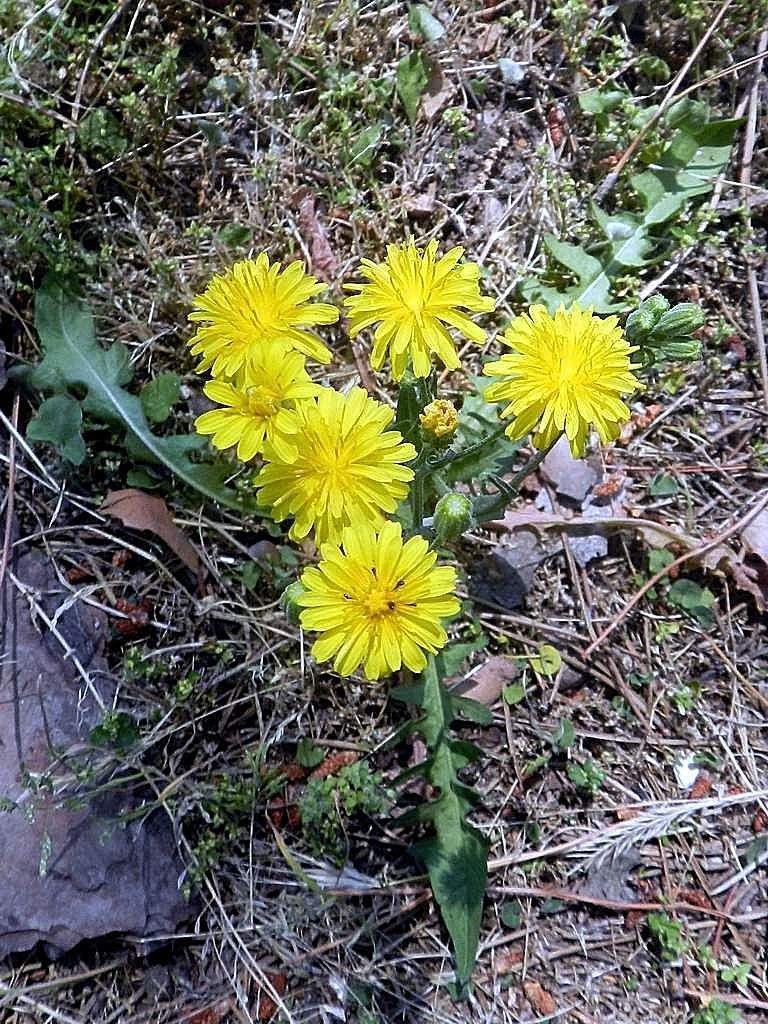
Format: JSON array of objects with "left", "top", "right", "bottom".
[
  {"left": 450, "top": 696, "right": 493, "bottom": 726},
  {"left": 445, "top": 387, "right": 521, "bottom": 484},
  {"left": 30, "top": 275, "right": 241, "bottom": 508},
  {"left": 440, "top": 636, "right": 486, "bottom": 677},
  {"left": 26, "top": 394, "right": 87, "bottom": 465},
  {"left": 403, "top": 658, "right": 489, "bottom": 989},
  {"left": 140, "top": 371, "right": 181, "bottom": 424},
  {"left": 396, "top": 51, "right": 428, "bottom": 124}
]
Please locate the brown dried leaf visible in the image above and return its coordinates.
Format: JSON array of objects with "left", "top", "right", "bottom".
[
  {"left": 297, "top": 193, "right": 338, "bottom": 282},
  {"left": 421, "top": 64, "right": 456, "bottom": 121},
  {"left": 523, "top": 979, "right": 557, "bottom": 1016},
  {"left": 100, "top": 489, "right": 203, "bottom": 577},
  {"left": 450, "top": 655, "right": 518, "bottom": 706},
  {"left": 257, "top": 972, "right": 287, "bottom": 1023}
]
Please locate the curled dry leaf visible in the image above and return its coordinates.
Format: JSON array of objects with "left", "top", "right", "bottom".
[
  {"left": 490, "top": 502, "right": 768, "bottom": 609},
  {"left": 297, "top": 192, "right": 338, "bottom": 282},
  {"left": 523, "top": 979, "right": 557, "bottom": 1017},
  {"left": 100, "top": 488, "right": 204, "bottom": 578},
  {"left": 450, "top": 655, "right": 519, "bottom": 706}
]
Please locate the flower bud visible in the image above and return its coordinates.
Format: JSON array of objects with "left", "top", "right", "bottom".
[
  {"left": 433, "top": 492, "right": 472, "bottom": 543},
  {"left": 420, "top": 399, "right": 459, "bottom": 441},
  {"left": 640, "top": 293, "right": 670, "bottom": 322},
  {"left": 656, "top": 337, "right": 702, "bottom": 361},
  {"left": 652, "top": 303, "right": 705, "bottom": 338},
  {"left": 625, "top": 307, "right": 657, "bottom": 342},
  {"left": 280, "top": 580, "right": 306, "bottom": 626}
]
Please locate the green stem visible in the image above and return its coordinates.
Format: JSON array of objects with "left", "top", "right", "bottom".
[{"left": 414, "top": 423, "right": 508, "bottom": 479}]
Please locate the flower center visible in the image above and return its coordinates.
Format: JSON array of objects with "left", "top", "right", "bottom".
[{"left": 246, "top": 385, "right": 280, "bottom": 418}]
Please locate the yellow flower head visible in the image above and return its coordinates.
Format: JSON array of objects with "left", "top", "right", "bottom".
[
  {"left": 298, "top": 520, "right": 460, "bottom": 680},
  {"left": 483, "top": 303, "right": 641, "bottom": 458},
  {"left": 194, "top": 340, "right": 322, "bottom": 463},
  {"left": 256, "top": 387, "right": 417, "bottom": 545},
  {"left": 419, "top": 398, "right": 459, "bottom": 440},
  {"left": 344, "top": 239, "right": 495, "bottom": 380},
  {"left": 188, "top": 254, "right": 340, "bottom": 377}
]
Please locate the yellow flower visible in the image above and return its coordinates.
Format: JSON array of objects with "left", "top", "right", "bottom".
[
  {"left": 483, "top": 303, "right": 641, "bottom": 458},
  {"left": 188, "top": 254, "right": 340, "bottom": 376},
  {"left": 256, "top": 387, "right": 417, "bottom": 545},
  {"left": 344, "top": 239, "right": 495, "bottom": 380},
  {"left": 298, "top": 520, "right": 460, "bottom": 679},
  {"left": 194, "top": 340, "right": 322, "bottom": 462},
  {"left": 419, "top": 398, "right": 459, "bottom": 440}
]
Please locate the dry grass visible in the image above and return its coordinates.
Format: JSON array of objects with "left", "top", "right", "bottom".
[{"left": 1, "top": 1, "right": 767, "bottom": 1022}]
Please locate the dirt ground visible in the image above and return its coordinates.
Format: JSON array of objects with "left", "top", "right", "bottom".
[{"left": 1, "top": 1, "right": 767, "bottom": 1022}]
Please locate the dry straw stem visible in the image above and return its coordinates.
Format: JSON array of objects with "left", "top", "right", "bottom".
[
  {"left": 487, "top": 788, "right": 768, "bottom": 874},
  {"left": 741, "top": 29, "right": 768, "bottom": 411}
]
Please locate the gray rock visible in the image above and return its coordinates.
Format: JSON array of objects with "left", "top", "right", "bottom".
[{"left": 0, "top": 547, "right": 192, "bottom": 957}]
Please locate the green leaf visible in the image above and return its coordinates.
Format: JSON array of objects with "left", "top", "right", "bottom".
[
  {"left": 667, "top": 578, "right": 716, "bottom": 624},
  {"left": 216, "top": 223, "right": 252, "bottom": 247},
  {"left": 439, "top": 636, "right": 486, "bottom": 677},
  {"left": 451, "top": 695, "right": 493, "bottom": 725},
  {"left": 348, "top": 122, "right": 384, "bottom": 167},
  {"left": 26, "top": 394, "right": 87, "bottom": 465},
  {"left": 396, "top": 51, "right": 428, "bottom": 124},
  {"left": 648, "top": 547, "right": 674, "bottom": 574},
  {"left": 408, "top": 4, "right": 445, "bottom": 41},
  {"left": 649, "top": 472, "right": 679, "bottom": 496},
  {"left": 503, "top": 683, "right": 526, "bottom": 705},
  {"left": 405, "top": 658, "right": 489, "bottom": 990},
  {"left": 445, "top": 386, "right": 522, "bottom": 484},
  {"left": 296, "top": 738, "right": 326, "bottom": 769},
  {"left": 551, "top": 717, "right": 575, "bottom": 750},
  {"left": 140, "top": 372, "right": 181, "bottom": 424},
  {"left": 500, "top": 899, "right": 522, "bottom": 928},
  {"left": 530, "top": 643, "right": 561, "bottom": 676},
  {"left": 29, "top": 275, "right": 241, "bottom": 508},
  {"left": 524, "top": 113, "right": 740, "bottom": 312},
  {"left": 578, "top": 87, "right": 626, "bottom": 114}
]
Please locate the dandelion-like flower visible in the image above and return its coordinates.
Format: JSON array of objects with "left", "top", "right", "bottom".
[
  {"left": 298, "top": 520, "right": 460, "bottom": 679},
  {"left": 483, "top": 303, "right": 641, "bottom": 458},
  {"left": 344, "top": 239, "right": 495, "bottom": 380},
  {"left": 256, "top": 387, "right": 417, "bottom": 545},
  {"left": 188, "top": 254, "right": 340, "bottom": 376},
  {"left": 194, "top": 340, "right": 322, "bottom": 462}
]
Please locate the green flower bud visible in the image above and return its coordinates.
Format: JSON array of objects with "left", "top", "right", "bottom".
[
  {"left": 280, "top": 580, "right": 306, "bottom": 626},
  {"left": 652, "top": 303, "right": 705, "bottom": 338},
  {"left": 625, "top": 307, "right": 657, "bottom": 342},
  {"left": 640, "top": 293, "right": 670, "bottom": 322},
  {"left": 433, "top": 492, "right": 472, "bottom": 543},
  {"left": 656, "top": 337, "right": 702, "bottom": 361}
]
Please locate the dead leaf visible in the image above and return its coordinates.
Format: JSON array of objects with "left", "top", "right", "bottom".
[
  {"left": 182, "top": 998, "right": 234, "bottom": 1024},
  {"left": 578, "top": 850, "right": 642, "bottom": 903},
  {"left": 405, "top": 182, "right": 437, "bottom": 219},
  {"left": 489, "top": 502, "right": 768, "bottom": 608},
  {"left": 494, "top": 948, "right": 524, "bottom": 974},
  {"left": 421, "top": 64, "right": 456, "bottom": 121},
  {"left": 523, "top": 980, "right": 557, "bottom": 1017},
  {"left": 475, "top": 21, "right": 502, "bottom": 56},
  {"left": 297, "top": 192, "right": 338, "bottom": 282},
  {"left": 257, "top": 972, "right": 287, "bottom": 1023},
  {"left": 741, "top": 509, "right": 768, "bottom": 560},
  {"left": 309, "top": 751, "right": 358, "bottom": 781},
  {"left": 100, "top": 489, "right": 204, "bottom": 577},
  {"left": 450, "top": 655, "right": 518, "bottom": 706}
]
